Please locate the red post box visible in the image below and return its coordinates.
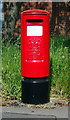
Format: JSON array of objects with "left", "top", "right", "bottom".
[{"left": 21, "top": 10, "right": 50, "bottom": 104}]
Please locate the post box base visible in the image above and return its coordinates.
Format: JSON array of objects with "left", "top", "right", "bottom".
[{"left": 22, "top": 77, "right": 50, "bottom": 105}]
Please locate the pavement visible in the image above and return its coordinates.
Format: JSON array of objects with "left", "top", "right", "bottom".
[
  {"left": 1, "top": 105, "right": 69, "bottom": 120},
  {"left": 0, "top": 97, "right": 69, "bottom": 120}
]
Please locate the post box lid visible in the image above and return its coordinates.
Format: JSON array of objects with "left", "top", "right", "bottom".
[{"left": 22, "top": 10, "right": 49, "bottom": 15}]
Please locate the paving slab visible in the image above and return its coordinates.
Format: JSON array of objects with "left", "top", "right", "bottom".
[
  {"left": 2, "top": 105, "right": 68, "bottom": 119},
  {"left": 2, "top": 112, "right": 56, "bottom": 119},
  {"left": 0, "top": 106, "right": 2, "bottom": 119}
]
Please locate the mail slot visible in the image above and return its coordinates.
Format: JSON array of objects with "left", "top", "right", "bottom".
[{"left": 21, "top": 10, "right": 50, "bottom": 104}]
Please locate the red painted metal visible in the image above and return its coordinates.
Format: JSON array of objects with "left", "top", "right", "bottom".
[{"left": 21, "top": 10, "right": 49, "bottom": 78}]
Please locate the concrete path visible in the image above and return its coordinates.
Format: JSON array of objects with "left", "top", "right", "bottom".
[{"left": 2, "top": 105, "right": 69, "bottom": 119}]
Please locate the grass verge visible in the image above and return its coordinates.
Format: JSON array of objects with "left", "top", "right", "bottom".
[{"left": 2, "top": 35, "right": 69, "bottom": 100}]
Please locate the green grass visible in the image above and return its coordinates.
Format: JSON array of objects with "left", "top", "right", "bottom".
[
  {"left": 2, "top": 35, "right": 69, "bottom": 100},
  {"left": 2, "top": 45, "right": 22, "bottom": 100},
  {"left": 50, "top": 35, "right": 69, "bottom": 98}
]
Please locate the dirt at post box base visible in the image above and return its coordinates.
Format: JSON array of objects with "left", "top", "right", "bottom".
[{"left": 1, "top": 97, "right": 69, "bottom": 109}]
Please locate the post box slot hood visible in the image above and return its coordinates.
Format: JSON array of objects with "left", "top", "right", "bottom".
[{"left": 22, "top": 10, "right": 49, "bottom": 15}]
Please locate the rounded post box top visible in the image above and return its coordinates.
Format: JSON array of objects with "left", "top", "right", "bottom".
[{"left": 21, "top": 10, "right": 49, "bottom": 15}]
